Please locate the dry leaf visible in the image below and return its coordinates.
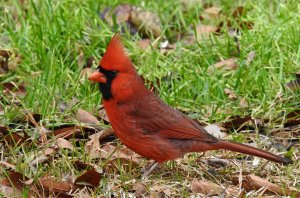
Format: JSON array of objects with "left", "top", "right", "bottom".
[
  {"left": 77, "top": 109, "right": 99, "bottom": 125},
  {"left": 203, "top": 6, "right": 222, "bottom": 20},
  {"left": 196, "top": 24, "right": 218, "bottom": 40},
  {"left": 232, "top": 174, "right": 300, "bottom": 196},
  {"left": 224, "top": 88, "right": 238, "bottom": 99},
  {"left": 286, "top": 73, "right": 300, "bottom": 90},
  {"left": 246, "top": 51, "right": 256, "bottom": 66},
  {"left": 204, "top": 124, "right": 227, "bottom": 139},
  {"left": 85, "top": 132, "right": 102, "bottom": 159},
  {"left": 56, "top": 138, "right": 73, "bottom": 150},
  {"left": 37, "top": 176, "right": 80, "bottom": 196},
  {"left": 130, "top": 7, "right": 162, "bottom": 38},
  {"left": 75, "top": 169, "right": 101, "bottom": 188},
  {"left": 239, "top": 97, "right": 248, "bottom": 108},
  {"left": 191, "top": 179, "right": 240, "bottom": 196},
  {"left": 132, "top": 182, "right": 147, "bottom": 197},
  {"left": 232, "top": 6, "right": 245, "bottom": 18},
  {"left": 207, "top": 158, "right": 230, "bottom": 168},
  {"left": 98, "top": 106, "right": 110, "bottom": 124},
  {"left": 0, "top": 161, "right": 16, "bottom": 170},
  {"left": 212, "top": 58, "right": 238, "bottom": 71},
  {"left": 2, "top": 82, "right": 26, "bottom": 97},
  {"left": 80, "top": 67, "right": 93, "bottom": 81},
  {"left": 0, "top": 185, "right": 23, "bottom": 197},
  {"left": 137, "top": 39, "right": 152, "bottom": 50}
]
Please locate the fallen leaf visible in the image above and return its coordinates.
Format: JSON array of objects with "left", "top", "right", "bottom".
[
  {"left": 224, "top": 88, "right": 238, "bottom": 99},
  {"left": 37, "top": 176, "right": 80, "bottom": 196},
  {"left": 56, "top": 138, "right": 73, "bottom": 150},
  {"left": 203, "top": 6, "right": 222, "bottom": 20},
  {"left": 30, "top": 147, "right": 58, "bottom": 166},
  {"left": 210, "top": 58, "right": 238, "bottom": 72},
  {"left": 98, "top": 106, "right": 110, "bottom": 124},
  {"left": 137, "top": 39, "right": 152, "bottom": 50},
  {"left": 196, "top": 24, "right": 218, "bottom": 40},
  {"left": 77, "top": 109, "right": 99, "bottom": 125},
  {"left": 74, "top": 161, "right": 95, "bottom": 171},
  {"left": 80, "top": 67, "right": 93, "bottom": 81},
  {"left": 191, "top": 179, "right": 240, "bottom": 196},
  {"left": 204, "top": 124, "right": 227, "bottom": 139},
  {"left": 6, "top": 170, "right": 29, "bottom": 189},
  {"left": 286, "top": 73, "right": 300, "bottom": 90},
  {"left": 245, "top": 51, "right": 256, "bottom": 66},
  {"left": 75, "top": 169, "right": 101, "bottom": 188},
  {"left": 131, "top": 182, "right": 147, "bottom": 197},
  {"left": 0, "top": 161, "right": 16, "bottom": 170},
  {"left": 239, "top": 97, "right": 248, "bottom": 108},
  {"left": 232, "top": 6, "right": 244, "bottom": 18},
  {"left": 207, "top": 158, "right": 230, "bottom": 168},
  {"left": 130, "top": 7, "right": 162, "bottom": 38},
  {"left": 232, "top": 174, "right": 300, "bottom": 196},
  {"left": 85, "top": 132, "right": 102, "bottom": 159},
  {"left": 2, "top": 82, "right": 26, "bottom": 97},
  {"left": 0, "top": 185, "right": 23, "bottom": 197}
]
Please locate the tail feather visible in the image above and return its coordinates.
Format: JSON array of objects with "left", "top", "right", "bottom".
[{"left": 215, "top": 141, "right": 292, "bottom": 165}]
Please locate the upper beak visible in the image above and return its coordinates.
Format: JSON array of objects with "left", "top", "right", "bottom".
[{"left": 88, "top": 70, "right": 107, "bottom": 83}]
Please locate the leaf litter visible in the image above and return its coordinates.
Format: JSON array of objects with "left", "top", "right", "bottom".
[{"left": 0, "top": 1, "right": 299, "bottom": 197}]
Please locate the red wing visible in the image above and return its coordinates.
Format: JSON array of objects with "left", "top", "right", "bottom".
[{"left": 131, "top": 95, "right": 218, "bottom": 143}]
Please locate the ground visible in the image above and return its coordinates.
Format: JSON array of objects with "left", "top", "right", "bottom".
[{"left": 0, "top": 0, "right": 299, "bottom": 197}]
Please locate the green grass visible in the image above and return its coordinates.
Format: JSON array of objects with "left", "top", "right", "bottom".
[{"left": 0, "top": 0, "right": 299, "bottom": 197}]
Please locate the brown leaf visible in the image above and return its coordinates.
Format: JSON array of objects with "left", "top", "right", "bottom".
[
  {"left": 224, "top": 88, "right": 238, "bottom": 99},
  {"left": 232, "top": 6, "right": 245, "bottom": 18},
  {"left": 222, "top": 115, "right": 253, "bottom": 130},
  {"left": 56, "top": 138, "right": 73, "bottom": 150},
  {"left": 0, "top": 185, "right": 23, "bottom": 197},
  {"left": 204, "top": 124, "right": 227, "bottom": 139},
  {"left": 130, "top": 7, "right": 162, "bottom": 38},
  {"left": 30, "top": 147, "right": 58, "bottom": 166},
  {"left": 132, "top": 182, "right": 147, "bottom": 197},
  {"left": 212, "top": 58, "right": 238, "bottom": 71},
  {"left": 239, "top": 97, "right": 248, "bottom": 108},
  {"left": 232, "top": 174, "right": 300, "bottom": 196},
  {"left": 6, "top": 170, "right": 29, "bottom": 189},
  {"left": 0, "top": 161, "right": 16, "bottom": 170},
  {"left": 74, "top": 161, "right": 95, "bottom": 171},
  {"left": 196, "top": 24, "right": 218, "bottom": 40},
  {"left": 52, "top": 126, "right": 82, "bottom": 139},
  {"left": 191, "top": 179, "right": 240, "bottom": 196},
  {"left": 77, "top": 109, "right": 99, "bottom": 125},
  {"left": 286, "top": 73, "right": 300, "bottom": 90},
  {"left": 100, "top": 144, "right": 140, "bottom": 164},
  {"left": 75, "top": 169, "right": 101, "bottom": 188},
  {"left": 137, "top": 39, "right": 152, "bottom": 50},
  {"left": 2, "top": 82, "right": 26, "bottom": 97},
  {"left": 98, "top": 106, "right": 110, "bottom": 124},
  {"left": 37, "top": 176, "right": 80, "bottom": 196},
  {"left": 246, "top": 51, "right": 256, "bottom": 66},
  {"left": 207, "top": 158, "right": 230, "bottom": 168},
  {"left": 80, "top": 67, "right": 93, "bottom": 81},
  {"left": 0, "top": 50, "right": 10, "bottom": 74},
  {"left": 0, "top": 127, "right": 25, "bottom": 146},
  {"left": 203, "top": 6, "right": 222, "bottom": 20}
]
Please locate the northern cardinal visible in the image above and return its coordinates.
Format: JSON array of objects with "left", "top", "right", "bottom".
[{"left": 89, "top": 34, "right": 292, "bottom": 165}]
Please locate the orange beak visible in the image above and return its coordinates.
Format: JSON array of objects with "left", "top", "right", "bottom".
[{"left": 88, "top": 71, "right": 107, "bottom": 83}]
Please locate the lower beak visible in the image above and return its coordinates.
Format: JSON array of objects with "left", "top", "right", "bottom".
[{"left": 88, "top": 71, "right": 107, "bottom": 83}]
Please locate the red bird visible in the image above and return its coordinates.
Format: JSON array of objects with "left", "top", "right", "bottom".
[{"left": 89, "top": 34, "right": 292, "bottom": 165}]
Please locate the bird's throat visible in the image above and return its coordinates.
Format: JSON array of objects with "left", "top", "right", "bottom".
[{"left": 99, "top": 82, "right": 113, "bottom": 100}]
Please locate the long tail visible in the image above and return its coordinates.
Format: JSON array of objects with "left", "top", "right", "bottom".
[{"left": 214, "top": 141, "right": 292, "bottom": 165}]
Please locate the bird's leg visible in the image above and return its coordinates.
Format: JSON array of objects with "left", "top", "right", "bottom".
[{"left": 141, "top": 161, "right": 159, "bottom": 180}]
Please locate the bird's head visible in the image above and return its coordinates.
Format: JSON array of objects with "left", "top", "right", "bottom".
[{"left": 89, "top": 34, "right": 142, "bottom": 101}]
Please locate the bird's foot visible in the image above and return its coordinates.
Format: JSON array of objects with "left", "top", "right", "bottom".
[{"left": 141, "top": 161, "right": 159, "bottom": 180}]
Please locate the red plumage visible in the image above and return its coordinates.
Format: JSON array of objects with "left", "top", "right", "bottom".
[{"left": 88, "top": 34, "right": 292, "bottom": 165}]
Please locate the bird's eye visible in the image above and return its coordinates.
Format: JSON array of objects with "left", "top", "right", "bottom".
[{"left": 110, "top": 70, "right": 118, "bottom": 76}]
